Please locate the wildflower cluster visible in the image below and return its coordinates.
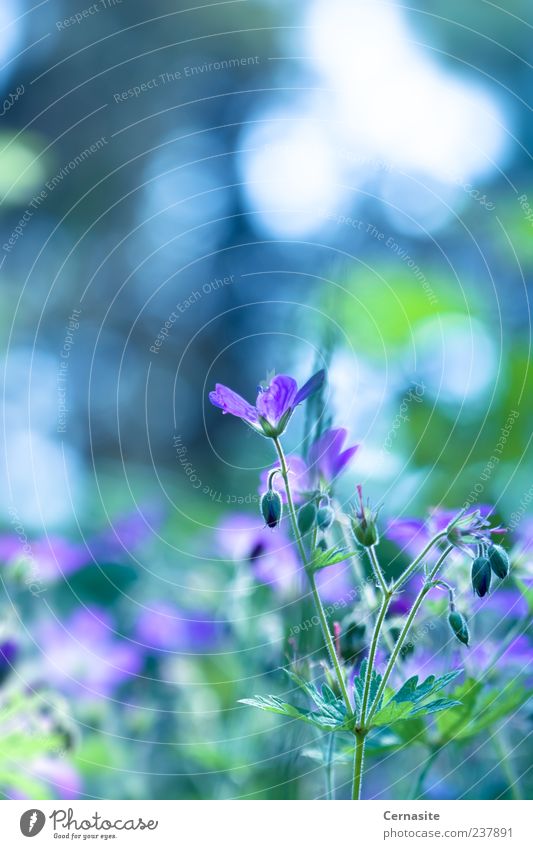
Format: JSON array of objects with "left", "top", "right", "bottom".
[{"left": 209, "top": 369, "right": 512, "bottom": 800}]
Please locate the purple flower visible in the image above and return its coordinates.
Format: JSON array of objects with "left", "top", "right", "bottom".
[
  {"left": 0, "top": 506, "right": 162, "bottom": 583},
  {"left": 7, "top": 758, "right": 82, "bottom": 800},
  {"left": 0, "top": 638, "right": 17, "bottom": 683},
  {"left": 35, "top": 607, "right": 142, "bottom": 700},
  {"left": 308, "top": 428, "right": 359, "bottom": 483},
  {"left": 209, "top": 370, "right": 325, "bottom": 437},
  {"left": 217, "top": 513, "right": 300, "bottom": 594},
  {"left": 135, "top": 602, "right": 221, "bottom": 653},
  {"left": 447, "top": 507, "right": 505, "bottom": 549},
  {"left": 386, "top": 505, "right": 499, "bottom": 559},
  {"left": 260, "top": 428, "right": 359, "bottom": 503},
  {"left": 315, "top": 561, "right": 354, "bottom": 605}
]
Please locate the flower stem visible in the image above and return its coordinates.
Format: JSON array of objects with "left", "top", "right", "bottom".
[
  {"left": 360, "top": 589, "right": 392, "bottom": 725},
  {"left": 411, "top": 746, "right": 440, "bottom": 799},
  {"left": 492, "top": 731, "right": 523, "bottom": 800},
  {"left": 352, "top": 731, "right": 366, "bottom": 800},
  {"left": 366, "top": 545, "right": 453, "bottom": 724},
  {"left": 368, "top": 545, "right": 388, "bottom": 593},
  {"left": 391, "top": 531, "right": 447, "bottom": 593},
  {"left": 325, "top": 732, "right": 335, "bottom": 800},
  {"left": 272, "top": 437, "right": 353, "bottom": 717}
]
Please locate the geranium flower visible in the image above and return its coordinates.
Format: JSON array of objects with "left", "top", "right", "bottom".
[
  {"left": 217, "top": 514, "right": 300, "bottom": 594},
  {"left": 135, "top": 601, "right": 222, "bottom": 653},
  {"left": 308, "top": 428, "right": 359, "bottom": 484},
  {"left": 34, "top": 607, "right": 141, "bottom": 700},
  {"left": 260, "top": 427, "right": 359, "bottom": 503},
  {"left": 386, "top": 504, "right": 500, "bottom": 559},
  {"left": 209, "top": 370, "right": 325, "bottom": 437}
]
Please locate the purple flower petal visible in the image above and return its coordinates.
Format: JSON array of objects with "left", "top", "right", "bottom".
[
  {"left": 209, "top": 383, "right": 259, "bottom": 423},
  {"left": 386, "top": 518, "right": 429, "bottom": 558},
  {"left": 256, "top": 375, "right": 298, "bottom": 426},
  {"left": 136, "top": 602, "right": 220, "bottom": 652},
  {"left": 216, "top": 513, "right": 300, "bottom": 595},
  {"left": 309, "top": 427, "right": 358, "bottom": 482},
  {"left": 294, "top": 369, "right": 325, "bottom": 405},
  {"left": 259, "top": 455, "right": 311, "bottom": 504}
]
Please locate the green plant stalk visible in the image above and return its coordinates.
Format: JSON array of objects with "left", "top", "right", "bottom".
[
  {"left": 352, "top": 731, "right": 367, "bottom": 800},
  {"left": 272, "top": 437, "right": 353, "bottom": 717},
  {"left": 391, "top": 531, "right": 447, "bottom": 593},
  {"left": 368, "top": 544, "right": 388, "bottom": 593},
  {"left": 491, "top": 730, "right": 523, "bottom": 800},
  {"left": 410, "top": 746, "right": 440, "bottom": 799},
  {"left": 366, "top": 545, "right": 454, "bottom": 725},
  {"left": 325, "top": 732, "right": 335, "bottom": 800},
  {"left": 360, "top": 589, "right": 393, "bottom": 724}
]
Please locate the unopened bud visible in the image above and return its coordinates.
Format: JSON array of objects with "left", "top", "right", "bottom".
[
  {"left": 261, "top": 489, "right": 283, "bottom": 528},
  {"left": 298, "top": 502, "right": 317, "bottom": 535},
  {"left": 317, "top": 505, "right": 334, "bottom": 531},
  {"left": 488, "top": 544, "right": 509, "bottom": 580},
  {"left": 317, "top": 537, "right": 328, "bottom": 551},
  {"left": 351, "top": 485, "right": 380, "bottom": 548},
  {"left": 448, "top": 610, "right": 469, "bottom": 646},
  {"left": 471, "top": 556, "right": 491, "bottom": 597}
]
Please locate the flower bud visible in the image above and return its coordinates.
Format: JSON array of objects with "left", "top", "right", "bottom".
[
  {"left": 297, "top": 502, "right": 316, "bottom": 535},
  {"left": 260, "top": 489, "right": 283, "bottom": 528},
  {"left": 471, "top": 556, "right": 491, "bottom": 597},
  {"left": 317, "top": 505, "right": 334, "bottom": 531},
  {"left": 351, "top": 486, "right": 379, "bottom": 547},
  {"left": 488, "top": 544, "right": 509, "bottom": 580},
  {"left": 317, "top": 537, "right": 328, "bottom": 551},
  {"left": 448, "top": 610, "right": 469, "bottom": 646}
]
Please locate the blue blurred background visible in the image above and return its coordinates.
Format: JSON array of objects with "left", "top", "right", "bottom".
[{"left": 0, "top": 0, "right": 532, "bottom": 800}]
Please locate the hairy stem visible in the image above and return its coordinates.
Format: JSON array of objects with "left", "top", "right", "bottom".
[
  {"left": 352, "top": 732, "right": 366, "bottom": 800},
  {"left": 492, "top": 731, "right": 523, "bottom": 800},
  {"left": 411, "top": 746, "right": 440, "bottom": 799},
  {"left": 272, "top": 437, "right": 353, "bottom": 717},
  {"left": 368, "top": 545, "right": 388, "bottom": 593},
  {"left": 391, "top": 531, "right": 447, "bottom": 593},
  {"left": 325, "top": 733, "right": 335, "bottom": 800},
  {"left": 366, "top": 545, "right": 454, "bottom": 724},
  {"left": 360, "top": 589, "right": 393, "bottom": 725}
]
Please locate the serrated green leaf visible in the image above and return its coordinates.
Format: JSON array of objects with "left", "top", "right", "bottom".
[
  {"left": 353, "top": 663, "right": 383, "bottom": 718},
  {"left": 372, "top": 700, "right": 416, "bottom": 726},
  {"left": 240, "top": 693, "right": 350, "bottom": 731},
  {"left": 311, "top": 545, "right": 358, "bottom": 571},
  {"left": 391, "top": 670, "right": 462, "bottom": 706},
  {"left": 436, "top": 679, "right": 533, "bottom": 742},
  {"left": 321, "top": 683, "right": 338, "bottom": 705},
  {"left": 409, "top": 698, "right": 462, "bottom": 717}
]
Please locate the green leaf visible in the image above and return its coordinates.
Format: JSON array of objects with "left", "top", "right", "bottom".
[
  {"left": 240, "top": 690, "right": 351, "bottom": 731},
  {"left": 392, "top": 670, "right": 462, "bottom": 705},
  {"left": 311, "top": 545, "right": 358, "bottom": 571},
  {"left": 436, "top": 679, "right": 533, "bottom": 742},
  {"left": 409, "top": 698, "right": 462, "bottom": 717},
  {"left": 353, "top": 661, "right": 384, "bottom": 718},
  {"left": 371, "top": 670, "right": 463, "bottom": 728},
  {"left": 372, "top": 700, "right": 415, "bottom": 726}
]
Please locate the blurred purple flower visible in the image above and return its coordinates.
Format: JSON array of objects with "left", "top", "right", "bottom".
[
  {"left": 0, "top": 638, "right": 17, "bottom": 683},
  {"left": 36, "top": 607, "right": 141, "bottom": 700},
  {"left": 135, "top": 601, "right": 221, "bottom": 652},
  {"left": 308, "top": 428, "right": 359, "bottom": 484},
  {"left": 217, "top": 514, "right": 300, "bottom": 593},
  {"left": 260, "top": 427, "right": 358, "bottom": 504},
  {"left": 209, "top": 370, "right": 324, "bottom": 433},
  {"left": 7, "top": 758, "right": 82, "bottom": 800},
  {"left": 0, "top": 506, "right": 162, "bottom": 582},
  {"left": 315, "top": 561, "right": 354, "bottom": 605},
  {"left": 386, "top": 505, "right": 497, "bottom": 559}
]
